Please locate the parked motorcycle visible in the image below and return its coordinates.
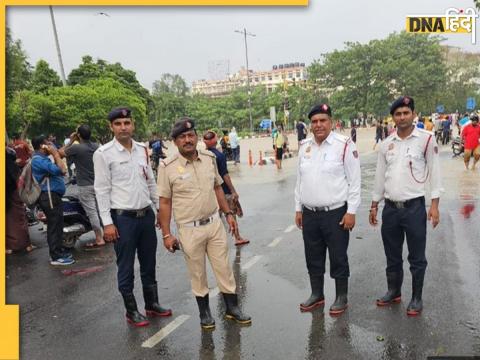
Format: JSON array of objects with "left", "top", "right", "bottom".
[
  {"left": 35, "top": 194, "right": 92, "bottom": 249},
  {"left": 451, "top": 136, "right": 464, "bottom": 157}
]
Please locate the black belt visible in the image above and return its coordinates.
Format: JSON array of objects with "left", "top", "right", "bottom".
[
  {"left": 385, "top": 196, "right": 424, "bottom": 209},
  {"left": 112, "top": 206, "right": 151, "bottom": 218}
]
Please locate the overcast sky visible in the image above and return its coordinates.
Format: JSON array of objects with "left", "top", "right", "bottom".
[{"left": 6, "top": 1, "right": 479, "bottom": 90}]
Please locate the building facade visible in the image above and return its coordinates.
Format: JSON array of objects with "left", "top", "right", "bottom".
[{"left": 192, "top": 62, "right": 307, "bottom": 97}]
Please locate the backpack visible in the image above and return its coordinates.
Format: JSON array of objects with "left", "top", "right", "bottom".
[{"left": 17, "top": 155, "right": 49, "bottom": 206}]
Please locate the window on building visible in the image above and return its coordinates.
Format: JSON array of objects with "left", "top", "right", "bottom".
[{"left": 288, "top": 72, "right": 293, "bottom": 79}]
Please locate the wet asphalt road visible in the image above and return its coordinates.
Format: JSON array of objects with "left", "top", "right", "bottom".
[{"left": 6, "top": 146, "right": 480, "bottom": 360}]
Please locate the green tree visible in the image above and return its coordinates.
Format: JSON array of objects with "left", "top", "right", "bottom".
[
  {"left": 439, "top": 55, "right": 480, "bottom": 113},
  {"left": 7, "top": 78, "right": 147, "bottom": 142},
  {"left": 150, "top": 73, "right": 190, "bottom": 135},
  {"left": 307, "top": 32, "right": 448, "bottom": 118},
  {"left": 152, "top": 73, "right": 189, "bottom": 97},
  {"left": 31, "top": 60, "right": 62, "bottom": 93},
  {"left": 6, "top": 27, "right": 32, "bottom": 100}
]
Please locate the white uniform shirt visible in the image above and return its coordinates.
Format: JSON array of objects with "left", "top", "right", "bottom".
[
  {"left": 93, "top": 138, "right": 159, "bottom": 226},
  {"left": 372, "top": 127, "right": 442, "bottom": 202},
  {"left": 294, "top": 132, "right": 361, "bottom": 214}
]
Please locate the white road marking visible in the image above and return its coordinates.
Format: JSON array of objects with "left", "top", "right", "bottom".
[
  {"left": 268, "top": 236, "right": 283, "bottom": 248},
  {"left": 141, "top": 315, "right": 190, "bottom": 348},
  {"left": 242, "top": 255, "right": 262, "bottom": 270},
  {"left": 284, "top": 224, "right": 296, "bottom": 233}
]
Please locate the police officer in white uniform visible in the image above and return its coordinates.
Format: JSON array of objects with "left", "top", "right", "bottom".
[
  {"left": 295, "top": 103, "right": 361, "bottom": 316},
  {"left": 369, "top": 96, "right": 441, "bottom": 316},
  {"left": 94, "top": 107, "right": 172, "bottom": 327}
]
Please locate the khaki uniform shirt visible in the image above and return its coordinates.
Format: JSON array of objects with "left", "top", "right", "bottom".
[{"left": 157, "top": 150, "right": 223, "bottom": 225}]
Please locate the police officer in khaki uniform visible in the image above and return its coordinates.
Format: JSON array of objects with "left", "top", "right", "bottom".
[
  {"left": 370, "top": 96, "right": 442, "bottom": 316},
  {"left": 94, "top": 107, "right": 172, "bottom": 327},
  {"left": 157, "top": 117, "right": 251, "bottom": 330}
]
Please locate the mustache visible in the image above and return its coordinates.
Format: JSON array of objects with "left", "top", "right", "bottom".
[{"left": 183, "top": 142, "right": 194, "bottom": 146}]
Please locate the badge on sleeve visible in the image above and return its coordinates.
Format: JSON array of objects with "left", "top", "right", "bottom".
[
  {"left": 306, "top": 146, "right": 311, "bottom": 153},
  {"left": 434, "top": 146, "right": 438, "bottom": 154},
  {"left": 352, "top": 150, "right": 358, "bottom": 158},
  {"left": 388, "top": 143, "right": 395, "bottom": 151}
]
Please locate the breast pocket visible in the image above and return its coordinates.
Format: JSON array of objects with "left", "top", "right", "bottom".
[
  {"left": 324, "top": 153, "right": 343, "bottom": 175},
  {"left": 111, "top": 161, "right": 133, "bottom": 181},
  {"left": 299, "top": 157, "right": 313, "bottom": 176},
  {"left": 386, "top": 150, "right": 397, "bottom": 165},
  {"left": 405, "top": 151, "right": 427, "bottom": 180},
  {"left": 137, "top": 159, "right": 149, "bottom": 179},
  {"left": 172, "top": 173, "right": 194, "bottom": 194}
]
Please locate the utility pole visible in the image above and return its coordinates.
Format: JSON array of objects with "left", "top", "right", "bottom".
[
  {"left": 49, "top": 6, "right": 67, "bottom": 86},
  {"left": 235, "top": 28, "right": 256, "bottom": 133}
]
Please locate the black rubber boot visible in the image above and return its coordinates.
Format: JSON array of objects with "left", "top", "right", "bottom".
[
  {"left": 196, "top": 294, "right": 216, "bottom": 330},
  {"left": 406, "top": 276, "right": 424, "bottom": 316},
  {"left": 300, "top": 275, "right": 325, "bottom": 312},
  {"left": 222, "top": 293, "right": 252, "bottom": 325},
  {"left": 122, "top": 293, "right": 149, "bottom": 327},
  {"left": 143, "top": 284, "right": 172, "bottom": 317},
  {"left": 377, "top": 272, "right": 403, "bottom": 306},
  {"left": 329, "top": 278, "right": 348, "bottom": 316}
]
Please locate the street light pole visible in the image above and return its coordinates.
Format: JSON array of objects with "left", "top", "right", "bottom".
[
  {"left": 235, "top": 28, "right": 256, "bottom": 133},
  {"left": 49, "top": 6, "right": 67, "bottom": 86}
]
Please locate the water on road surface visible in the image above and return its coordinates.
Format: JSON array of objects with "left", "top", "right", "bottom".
[{"left": 7, "top": 128, "right": 480, "bottom": 360}]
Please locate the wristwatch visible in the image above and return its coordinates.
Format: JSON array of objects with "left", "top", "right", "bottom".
[{"left": 225, "top": 211, "right": 234, "bottom": 217}]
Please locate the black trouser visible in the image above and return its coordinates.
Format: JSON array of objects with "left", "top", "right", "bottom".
[
  {"left": 38, "top": 191, "right": 65, "bottom": 260},
  {"left": 111, "top": 208, "right": 157, "bottom": 295},
  {"left": 301, "top": 204, "right": 349, "bottom": 278},
  {"left": 381, "top": 197, "right": 427, "bottom": 280},
  {"left": 442, "top": 130, "right": 450, "bottom": 145}
]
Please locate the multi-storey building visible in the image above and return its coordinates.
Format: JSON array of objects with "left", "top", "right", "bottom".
[{"left": 192, "top": 62, "right": 307, "bottom": 97}]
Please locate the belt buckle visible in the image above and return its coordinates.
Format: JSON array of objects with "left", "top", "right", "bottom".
[
  {"left": 394, "top": 201, "right": 405, "bottom": 209},
  {"left": 198, "top": 218, "right": 210, "bottom": 226},
  {"left": 136, "top": 209, "right": 146, "bottom": 217}
]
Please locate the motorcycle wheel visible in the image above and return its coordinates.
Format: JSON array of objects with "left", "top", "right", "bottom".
[
  {"left": 452, "top": 145, "right": 463, "bottom": 156},
  {"left": 63, "top": 234, "right": 79, "bottom": 249}
]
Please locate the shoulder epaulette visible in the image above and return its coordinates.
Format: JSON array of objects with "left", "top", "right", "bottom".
[
  {"left": 160, "top": 154, "right": 178, "bottom": 167},
  {"left": 299, "top": 138, "right": 312, "bottom": 147},
  {"left": 333, "top": 132, "right": 350, "bottom": 143},
  {"left": 134, "top": 140, "right": 147, "bottom": 148},
  {"left": 417, "top": 128, "right": 434, "bottom": 137},
  {"left": 97, "top": 140, "right": 114, "bottom": 153},
  {"left": 199, "top": 149, "right": 216, "bottom": 158}
]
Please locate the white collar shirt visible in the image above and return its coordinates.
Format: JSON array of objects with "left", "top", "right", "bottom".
[
  {"left": 372, "top": 127, "right": 443, "bottom": 202},
  {"left": 93, "top": 138, "right": 159, "bottom": 226},
  {"left": 294, "top": 132, "right": 361, "bottom": 214}
]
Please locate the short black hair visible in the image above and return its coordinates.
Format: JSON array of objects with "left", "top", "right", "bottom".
[
  {"left": 32, "top": 135, "right": 47, "bottom": 150},
  {"left": 12, "top": 133, "right": 20, "bottom": 140},
  {"left": 77, "top": 125, "right": 91, "bottom": 140}
]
